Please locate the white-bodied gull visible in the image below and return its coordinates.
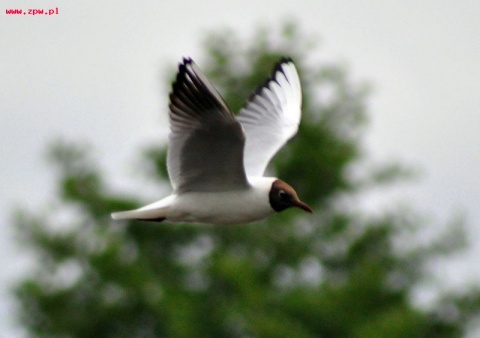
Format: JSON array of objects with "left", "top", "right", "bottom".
[{"left": 111, "top": 57, "right": 312, "bottom": 224}]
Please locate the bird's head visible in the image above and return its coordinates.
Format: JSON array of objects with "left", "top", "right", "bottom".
[{"left": 269, "top": 179, "right": 313, "bottom": 214}]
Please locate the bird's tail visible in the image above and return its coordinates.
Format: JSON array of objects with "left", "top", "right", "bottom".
[
  {"left": 111, "top": 197, "right": 173, "bottom": 222},
  {"left": 111, "top": 209, "right": 166, "bottom": 222}
]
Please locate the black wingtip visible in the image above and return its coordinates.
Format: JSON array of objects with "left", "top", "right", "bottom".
[
  {"left": 271, "top": 56, "right": 294, "bottom": 76},
  {"left": 169, "top": 57, "right": 232, "bottom": 116},
  {"left": 172, "top": 62, "right": 187, "bottom": 94},
  {"left": 249, "top": 57, "right": 294, "bottom": 98},
  {"left": 278, "top": 56, "right": 294, "bottom": 64},
  {"left": 172, "top": 57, "right": 198, "bottom": 92},
  {"left": 181, "top": 57, "right": 193, "bottom": 65},
  {"left": 176, "top": 57, "right": 193, "bottom": 79},
  {"left": 174, "top": 58, "right": 194, "bottom": 82}
]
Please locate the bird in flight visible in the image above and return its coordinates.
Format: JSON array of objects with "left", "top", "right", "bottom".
[{"left": 111, "top": 57, "right": 312, "bottom": 224}]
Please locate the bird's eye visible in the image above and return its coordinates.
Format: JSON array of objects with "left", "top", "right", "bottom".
[{"left": 278, "top": 190, "right": 287, "bottom": 199}]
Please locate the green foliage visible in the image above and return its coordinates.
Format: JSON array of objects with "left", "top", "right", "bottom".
[{"left": 13, "top": 23, "right": 480, "bottom": 337}]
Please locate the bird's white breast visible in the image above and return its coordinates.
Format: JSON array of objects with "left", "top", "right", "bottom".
[{"left": 167, "top": 177, "right": 277, "bottom": 224}]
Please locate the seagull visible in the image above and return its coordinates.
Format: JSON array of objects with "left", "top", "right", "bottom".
[{"left": 111, "top": 57, "right": 312, "bottom": 224}]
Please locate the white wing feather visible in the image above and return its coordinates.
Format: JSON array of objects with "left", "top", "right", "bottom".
[
  {"left": 237, "top": 59, "right": 302, "bottom": 177},
  {"left": 167, "top": 58, "right": 248, "bottom": 193}
]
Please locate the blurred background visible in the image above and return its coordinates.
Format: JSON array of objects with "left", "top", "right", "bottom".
[{"left": 2, "top": 0, "right": 479, "bottom": 337}]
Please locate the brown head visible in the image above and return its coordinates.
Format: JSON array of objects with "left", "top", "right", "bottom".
[{"left": 269, "top": 179, "right": 313, "bottom": 213}]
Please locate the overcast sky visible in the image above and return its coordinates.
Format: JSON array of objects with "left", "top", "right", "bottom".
[{"left": 2, "top": 0, "right": 479, "bottom": 336}]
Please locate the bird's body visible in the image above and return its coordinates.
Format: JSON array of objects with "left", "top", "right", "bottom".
[
  {"left": 111, "top": 57, "right": 312, "bottom": 224},
  {"left": 114, "top": 177, "right": 277, "bottom": 224}
]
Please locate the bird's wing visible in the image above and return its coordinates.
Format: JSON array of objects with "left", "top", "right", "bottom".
[
  {"left": 167, "top": 58, "right": 249, "bottom": 193},
  {"left": 236, "top": 58, "right": 302, "bottom": 177}
]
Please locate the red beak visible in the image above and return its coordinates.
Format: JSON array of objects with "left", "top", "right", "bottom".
[{"left": 293, "top": 200, "right": 313, "bottom": 213}]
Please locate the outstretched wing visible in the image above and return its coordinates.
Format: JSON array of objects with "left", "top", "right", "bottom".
[
  {"left": 237, "top": 58, "right": 302, "bottom": 177},
  {"left": 167, "top": 58, "right": 249, "bottom": 193}
]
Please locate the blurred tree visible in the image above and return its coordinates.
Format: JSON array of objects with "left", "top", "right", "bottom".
[{"left": 14, "top": 23, "right": 480, "bottom": 338}]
